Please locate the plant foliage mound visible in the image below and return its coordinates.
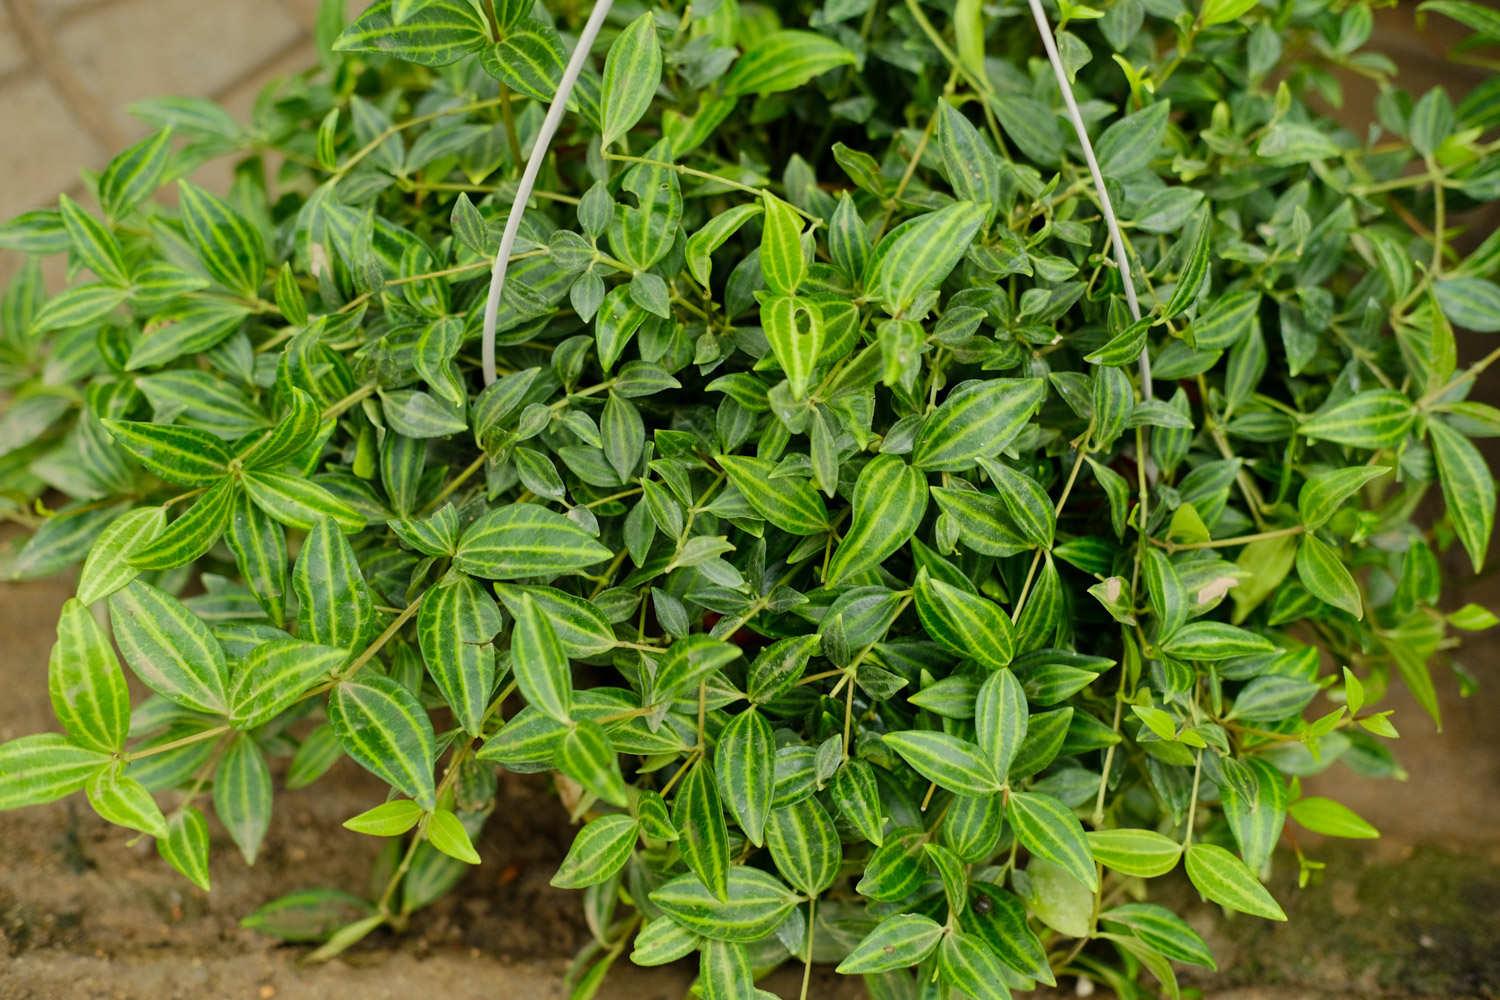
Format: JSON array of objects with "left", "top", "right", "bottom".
[{"left": 3, "top": 0, "right": 1500, "bottom": 994}]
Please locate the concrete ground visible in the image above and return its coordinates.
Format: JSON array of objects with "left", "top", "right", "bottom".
[{"left": 2, "top": 2, "right": 1499, "bottom": 998}]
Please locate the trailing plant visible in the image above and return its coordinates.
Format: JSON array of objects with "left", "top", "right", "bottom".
[{"left": 2, "top": 0, "right": 1499, "bottom": 995}]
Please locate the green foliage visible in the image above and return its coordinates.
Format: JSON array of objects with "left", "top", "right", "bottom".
[{"left": 1, "top": 0, "right": 1497, "bottom": 996}]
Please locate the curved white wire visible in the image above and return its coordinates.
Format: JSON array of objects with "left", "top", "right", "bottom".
[
  {"left": 481, "top": 0, "right": 616, "bottom": 385},
  {"left": 1024, "top": 0, "right": 1153, "bottom": 401}
]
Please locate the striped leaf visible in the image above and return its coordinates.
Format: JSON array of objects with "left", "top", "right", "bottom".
[
  {"left": 981, "top": 460, "right": 1055, "bottom": 549},
  {"left": 293, "top": 517, "right": 374, "bottom": 652},
  {"left": 716, "top": 454, "right": 829, "bottom": 535},
  {"left": 651, "top": 634, "right": 743, "bottom": 704},
  {"left": 937, "top": 100, "right": 1002, "bottom": 224},
  {"left": 554, "top": 718, "right": 627, "bottom": 807},
  {"left": 1161, "top": 210, "right": 1212, "bottom": 322},
  {"left": 673, "top": 758, "right": 731, "bottom": 899},
  {"left": 128, "top": 477, "right": 237, "bottom": 570},
  {"left": 243, "top": 470, "right": 365, "bottom": 533},
  {"left": 49, "top": 598, "right": 131, "bottom": 753},
  {"left": 494, "top": 583, "right": 615, "bottom": 658},
  {"left": 760, "top": 294, "right": 823, "bottom": 400},
  {"left": 601, "top": 391, "right": 644, "bottom": 482},
  {"left": 126, "top": 298, "right": 251, "bottom": 370},
  {"left": 715, "top": 707, "right": 775, "bottom": 846},
  {"left": 836, "top": 913, "right": 944, "bottom": 974},
  {"left": 102, "top": 419, "right": 232, "bottom": 485},
  {"left": 600, "top": 12, "right": 662, "bottom": 147},
  {"left": 1184, "top": 842, "right": 1286, "bottom": 920},
  {"left": 1433, "top": 275, "right": 1500, "bottom": 332},
  {"left": 1100, "top": 902, "right": 1216, "bottom": 968},
  {"left": 109, "top": 580, "right": 230, "bottom": 715},
  {"left": 551, "top": 814, "right": 639, "bottom": 889},
  {"left": 1296, "top": 534, "right": 1363, "bottom": 618},
  {"left": 746, "top": 634, "right": 819, "bottom": 703},
  {"left": 225, "top": 491, "right": 289, "bottom": 623},
  {"left": 865, "top": 201, "right": 987, "bottom": 315},
  {"left": 826, "top": 455, "right": 927, "bottom": 584},
  {"left": 759, "top": 193, "right": 806, "bottom": 295},
  {"left": 418, "top": 574, "right": 502, "bottom": 735},
  {"left": 58, "top": 193, "right": 130, "bottom": 287},
  {"left": 31, "top": 282, "right": 129, "bottom": 332},
  {"left": 177, "top": 181, "right": 267, "bottom": 297},
  {"left": 1006, "top": 791, "right": 1098, "bottom": 891},
  {"left": 686, "top": 203, "right": 761, "bottom": 287},
  {"left": 0, "top": 733, "right": 109, "bottom": 810},
  {"left": 1298, "top": 389, "right": 1414, "bottom": 450},
  {"left": 236, "top": 388, "right": 322, "bottom": 470},
  {"left": 1297, "top": 466, "right": 1390, "bottom": 530},
  {"left": 76, "top": 505, "right": 165, "bottom": 605},
  {"left": 913, "top": 378, "right": 1046, "bottom": 471},
  {"left": 631, "top": 916, "right": 700, "bottom": 966},
  {"left": 86, "top": 767, "right": 168, "bottom": 838},
  {"left": 1429, "top": 419, "right": 1494, "bottom": 571},
  {"left": 722, "top": 30, "right": 856, "bottom": 98},
  {"left": 1159, "top": 621, "right": 1276, "bottom": 660},
  {"left": 334, "top": 0, "right": 490, "bottom": 66},
  {"left": 1086, "top": 828, "right": 1183, "bottom": 878},
  {"left": 454, "top": 502, "right": 613, "bottom": 580},
  {"left": 98, "top": 128, "right": 173, "bottom": 220},
  {"left": 961, "top": 883, "right": 1054, "bottom": 985},
  {"left": 913, "top": 568, "right": 1015, "bottom": 670},
  {"left": 882, "top": 731, "right": 1000, "bottom": 795},
  {"left": 214, "top": 733, "right": 272, "bottom": 864},
  {"left": 229, "top": 639, "right": 346, "bottom": 730},
  {"left": 0, "top": 208, "right": 69, "bottom": 254},
  {"left": 938, "top": 931, "right": 1013, "bottom": 1000},
  {"left": 974, "top": 669, "right": 1027, "bottom": 780},
  {"left": 329, "top": 675, "right": 437, "bottom": 809},
  {"left": 929, "top": 486, "right": 1031, "bottom": 557},
  {"left": 698, "top": 939, "right": 754, "bottom": 1000},
  {"left": 158, "top": 807, "right": 212, "bottom": 891},
  {"left": 511, "top": 592, "right": 573, "bottom": 724},
  {"left": 831, "top": 758, "right": 884, "bottom": 846},
  {"left": 595, "top": 281, "right": 649, "bottom": 373},
  {"left": 649, "top": 866, "right": 799, "bottom": 942},
  {"left": 765, "top": 795, "right": 841, "bottom": 896}
]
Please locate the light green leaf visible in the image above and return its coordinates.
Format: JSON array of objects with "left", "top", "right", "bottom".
[
  {"left": 974, "top": 669, "right": 1028, "bottom": 780},
  {"left": 1086, "top": 828, "right": 1182, "bottom": 878},
  {"left": 1159, "top": 621, "right": 1276, "bottom": 660},
  {"left": 938, "top": 932, "right": 1013, "bottom": 1000},
  {"left": 1297, "top": 466, "right": 1390, "bottom": 529},
  {"left": 99, "top": 128, "right": 173, "bottom": 220},
  {"left": 102, "top": 419, "right": 231, "bottom": 486},
  {"left": 158, "top": 807, "right": 212, "bottom": 891},
  {"left": 87, "top": 767, "right": 168, "bottom": 838},
  {"left": 427, "top": 807, "right": 482, "bottom": 864},
  {"left": 176, "top": 180, "right": 267, "bottom": 297},
  {"left": 59, "top": 193, "right": 130, "bottom": 287},
  {"left": 716, "top": 454, "right": 829, "bottom": 535},
  {"left": 554, "top": 718, "right": 627, "bottom": 807},
  {"left": 673, "top": 758, "right": 732, "bottom": 899},
  {"left": 1288, "top": 796, "right": 1379, "bottom": 839},
  {"left": 343, "top": 799, "right": 424, "bottom": 837},
  {"left": 333, "top": 0, "right": 490, "bottom": 66}
]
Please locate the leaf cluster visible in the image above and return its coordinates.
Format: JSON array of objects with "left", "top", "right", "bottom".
[{"left": 2, "top": 0, "right": 1499, "bottom": 996}]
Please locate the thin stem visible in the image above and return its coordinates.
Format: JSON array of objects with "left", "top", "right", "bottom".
[
  {"left": 1156, "top": 524, "right": 1303, "bottom": 552},
  {"left": 333, "top": 96, "right": 510, "bottom": 180},
  {"left": 124, "top": 724, "right": 230, "bottom": 762},
  {"left": 1024, "top": 0, "right": 1150, "bottom": 400},
  {"left": 482, "top": 0, "right": 615, "bottom": 384}
]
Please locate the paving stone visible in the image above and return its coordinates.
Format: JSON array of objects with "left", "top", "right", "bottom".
[
  {"left": 55, "top": 0, "right": 304, "bottom": 138},
  {"left": 0, "top": 78, "right": 102, "bottom": 221}
]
